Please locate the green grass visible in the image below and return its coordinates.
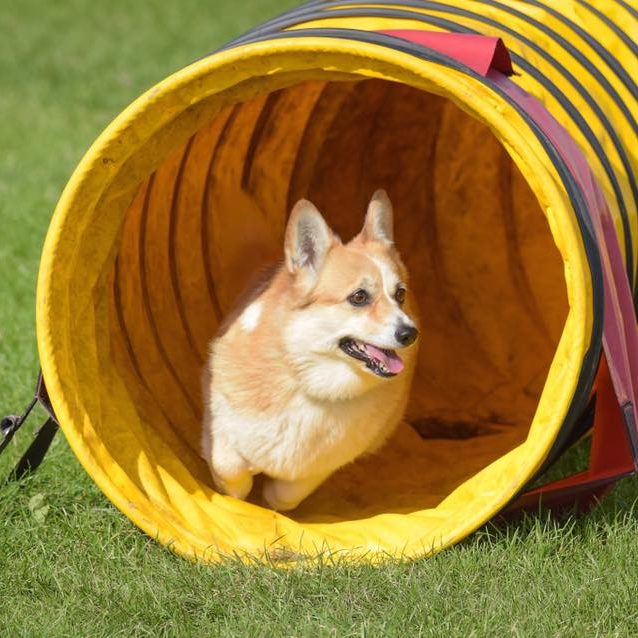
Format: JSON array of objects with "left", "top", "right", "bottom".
[{"left": 1, "top": 1, "right": 638, "bottom": 636}]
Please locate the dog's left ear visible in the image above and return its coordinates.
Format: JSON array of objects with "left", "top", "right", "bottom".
[
  {"left": 360, "top": 189, "right": 394, "bottom": 244},
  {"left": 285, "top": 199, "right": 337, "bottom": 282}
]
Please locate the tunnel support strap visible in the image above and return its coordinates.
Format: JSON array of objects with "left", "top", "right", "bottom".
[
  {"left": 1, "top": 374, "right": 59, "bottom": 482},
  {"left": 509, "top": 357, "right": 637, "bottom": 515},
  {"left": 0, "top": 397, "right": 37, "bottom": 456},
  {"left": 488, "top": 69, "right": 638, "bottom": 513}
]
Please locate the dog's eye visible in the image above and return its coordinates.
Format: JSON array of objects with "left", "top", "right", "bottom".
[
  {"left": 395, "top": 287, "right": 406, "bottom": 305},
  {"left": 348, "top": 289, "right": 371, "bottom": 307}
]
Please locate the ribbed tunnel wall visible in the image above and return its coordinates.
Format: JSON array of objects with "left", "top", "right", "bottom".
[
  {"left": 111, "top": 78, "right": 567, "bottom": 520},
  {"left": 35, "top": 0, "right": 638, "bottom": 561}
]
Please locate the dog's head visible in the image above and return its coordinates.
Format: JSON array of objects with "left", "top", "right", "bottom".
[{"left": 283, "top": 190, "right": 419, "bottom": 400}]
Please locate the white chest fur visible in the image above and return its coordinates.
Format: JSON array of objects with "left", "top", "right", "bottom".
[{"left": 209, "top": 381, "right": 404, "bottom": 481}]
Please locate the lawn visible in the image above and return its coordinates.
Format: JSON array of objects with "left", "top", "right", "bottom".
[{"left": 1, "top": 1, "right": 638, "bottom": 636}]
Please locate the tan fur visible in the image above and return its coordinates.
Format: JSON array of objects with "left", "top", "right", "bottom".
[{"left": 202, "top": 191, "right": 420, "bottom": 511}]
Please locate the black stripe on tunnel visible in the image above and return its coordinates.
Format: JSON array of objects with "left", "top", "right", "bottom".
[
  {"left": 614, "top": 0, "right": 638, "bottom": 21},
  {"left": 577, "top": 0, "right": 638, "bottom": 63},
  {"left": 526, "top": 0, "right": 638, "bottom": 103}
]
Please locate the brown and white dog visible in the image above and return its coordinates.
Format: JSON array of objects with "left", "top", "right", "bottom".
[{"left": 201, "top": 191, "right": 419, "bottom": 511}]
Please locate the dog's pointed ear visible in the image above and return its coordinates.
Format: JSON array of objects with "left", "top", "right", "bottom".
[
  {"left": 285, "top": 199, "right": 336, "bottom": 279},
  {"left": 360, "top": 189, "right": 394, "bottom": 243}
]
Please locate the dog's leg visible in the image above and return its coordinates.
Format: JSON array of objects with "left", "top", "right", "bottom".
[
  {"left": 262, "top": 473, "right": 331, "bottom": 511},
  {"left": 208, "top": 437, "right": 253, "bottom": 501}
]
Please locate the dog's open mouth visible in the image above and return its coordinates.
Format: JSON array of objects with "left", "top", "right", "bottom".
[{"left": 339, "top": 338, "right": 405, "bottom": 377}]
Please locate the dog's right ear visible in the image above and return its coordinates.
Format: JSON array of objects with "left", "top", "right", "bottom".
[
  {"left": 285, "top": 200, "right": 336, "bottom": 282},
  {"left": 360, "top": 189, "right": 394, "bottom": 244}
]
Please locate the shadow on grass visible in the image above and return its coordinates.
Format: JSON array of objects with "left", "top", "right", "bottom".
[{"left": 465, "top": 469, "right": 638, "bottom": 554}]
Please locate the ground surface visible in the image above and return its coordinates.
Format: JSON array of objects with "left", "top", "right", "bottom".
[{"left": 1, "top": 1, "right": 637, "bottom": 636}]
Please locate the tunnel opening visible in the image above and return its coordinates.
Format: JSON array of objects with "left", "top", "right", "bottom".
[{"left": 109, "top": 77, "right": 568, "bottom": 523}]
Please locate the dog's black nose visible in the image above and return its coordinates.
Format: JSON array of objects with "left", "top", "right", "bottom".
[{"left": 395, "top": 324, "right": 418, "bottom": 347}]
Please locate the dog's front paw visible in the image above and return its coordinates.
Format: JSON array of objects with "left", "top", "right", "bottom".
[
  {"left": 211, "top": 470, "right": 253, "bottom": 501},
  {"left": 262, "top": 480, "right": 303, "bottom": 512},
  {"left": 262, "top": 474, "right": 330, "bottom": 511}
]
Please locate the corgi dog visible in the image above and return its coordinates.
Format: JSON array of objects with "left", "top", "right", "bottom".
[{"left": 201, "top": 190, "right": 419, "bottom": 511}]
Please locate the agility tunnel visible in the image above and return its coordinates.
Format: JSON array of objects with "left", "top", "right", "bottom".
[{"left": 22, "top": 0, "right": 638, "bottom": 562}]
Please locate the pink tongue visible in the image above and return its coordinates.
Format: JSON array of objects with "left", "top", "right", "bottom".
[{"left": 365, "top": 345, "right": 405, "bottom": 374}]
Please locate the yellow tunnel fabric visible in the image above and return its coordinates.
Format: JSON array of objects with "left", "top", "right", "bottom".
[{"left": 35, "top": 0, "right": 635, "bottom": 562}]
